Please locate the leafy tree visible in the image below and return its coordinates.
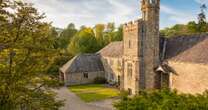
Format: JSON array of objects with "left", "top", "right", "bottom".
[
  {"left": 198, "top": 4, "right": 208, "bottom": 32},
  {"left": 187, "top": 21, "right": 198, "bottom": 33},
  {"left": 102, "top": 23, "right": 123, "bottom": 45},
  {"left": 68, "top": 27, "right": 99, "bottom": 55},
  {"left": 0, "top": 1, "right": 63, "bottom": 109},
  {"left": 107, "top": 22, "right": 115, "bottom": 32},
  {"left": 112, "top": 25, "right": 123, "bottom": 41},
  {"left": 58, "top": 23, "right": 77, "bottom": 49},
  {"left": 94, "top": 24, "right": 105, "bottom": 48}
]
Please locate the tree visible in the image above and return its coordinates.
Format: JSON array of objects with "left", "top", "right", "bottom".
[
  {"left": 112, "top": 25, "right": 123, "bottom": 41},
  {"left": 58, "top": 23, "right": 77, "bottom": 49},
  {"left": 107, "top": 22, "right": 115, "bottom": 32},
  {"left": 187, "top": 21, "right": 198, "bottom": 33},
  {"left": 0, "top": 1, "right": 63, "bottom": 109},
  {"left": 68, "top": 27, "right": 99, "bottom": 55},
  {"left": 94, "top": 24, "right": 105, "bottom": 48},
  {"left": 198, "top": 4, "right": 207, "bottom": 32}
]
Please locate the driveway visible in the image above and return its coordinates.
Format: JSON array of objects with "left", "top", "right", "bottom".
[{"left": 55, "top": 87, "right": 114, "bottom": 110}]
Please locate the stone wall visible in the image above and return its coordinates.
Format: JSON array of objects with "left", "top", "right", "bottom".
[
  {"left": 169, "top": 61, "right": 208, "bottom": 94},
  {"left": 100, "top": 56, "right": 123, "bottom": 84},
  {"left": 64, "top": 71, "right": 105, "bottom": 86}
]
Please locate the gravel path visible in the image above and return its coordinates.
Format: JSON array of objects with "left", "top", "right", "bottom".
[{"left": 55, "top": 87, "right": 114, "bottom": 110}]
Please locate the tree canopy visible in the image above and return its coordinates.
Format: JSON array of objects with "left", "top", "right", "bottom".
[
  {"left": 0, "top": 1, "right": 63, "bottom": 109},
  {"left": 68, "top": 27, "right": 99, "bottom": 55}
]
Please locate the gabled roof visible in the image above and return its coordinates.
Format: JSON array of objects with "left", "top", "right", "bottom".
[
  {"left": 60, "top": 54, "right": 104, "bottom": 74},
  {"left": 164, "top": 33, "right": 208, "bottom": 64},
  {"left": 98, "top": 41, "right": 123, "bottom": 58}
]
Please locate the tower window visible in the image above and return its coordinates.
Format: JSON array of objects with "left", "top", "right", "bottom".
[
  {"left": 127, "top": 63, "right": 133, "bottom": 78},
  {"left": 128, "top": 40, "right": 131, "bottom": 48}
]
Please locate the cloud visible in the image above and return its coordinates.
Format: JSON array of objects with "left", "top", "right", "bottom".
[
  {"left": 104, "top": 0, "right": 139, "bottom": 24},
  {"left": 24, "top": 0, "right": 200, "bottom": 29},
  {"left": 25, "top": 0, "right": 139, "bottom": 28},
  {"left": 194, "top": 0, "right": 208, "bottom": 4},
  {"left": 161, "top": 4, "right": 196, "bottom": 25}
]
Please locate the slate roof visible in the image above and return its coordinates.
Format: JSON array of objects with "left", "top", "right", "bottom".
[
  {"left": 164, "top": 33, "right": 208, "bottom": 64},
  {"left": 98, "top": 41, "right": 123, "bottom": 58},
  {"left": 60, "top": 54, "right": 104, "bottom": 74}
]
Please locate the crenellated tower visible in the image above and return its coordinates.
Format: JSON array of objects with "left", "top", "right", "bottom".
[
  {"left": 122, "top": 0, "right": 160, "bottom": 94},
  {"left": 140, "top": 0, "right": 160, "bottom": 89}
]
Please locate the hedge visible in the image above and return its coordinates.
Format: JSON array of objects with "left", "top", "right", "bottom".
[{"left": 114, "top": 89, "right": 208, "bottom": 110}]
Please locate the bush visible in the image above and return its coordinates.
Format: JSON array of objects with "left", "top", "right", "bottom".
[
  {"left": 93, "top": 77, "right": 107, "bottom": 84},
  {"left": 114, "top": 89, "right": 208, "bottom": 110}
]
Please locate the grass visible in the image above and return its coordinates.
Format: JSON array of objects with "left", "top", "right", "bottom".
[{"left": 69, "top": 84, "right": 120, "bottom": 102}]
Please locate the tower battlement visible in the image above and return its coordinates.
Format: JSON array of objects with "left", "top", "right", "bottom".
[
  {"left": 123, "top": 20, "right": 140, "bottom": 33},
  {"left": 141, "top": 0, "right": 160, "bottom": 6}
]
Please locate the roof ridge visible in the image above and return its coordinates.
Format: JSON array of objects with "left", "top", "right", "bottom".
[{"left": 167, "top": 33, "right": 208, "bottom": 39}]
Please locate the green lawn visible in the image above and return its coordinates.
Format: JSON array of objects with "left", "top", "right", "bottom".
[{"left": 69, "top": 84, "right": 120, "bottom": 102}]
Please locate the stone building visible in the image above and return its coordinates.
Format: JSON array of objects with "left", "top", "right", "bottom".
[
  {"left": 60, "top": 0, "right": 208, "bottom": 94},
  {"left": 59, "top": 54, "right": 105, "bottom": 86},
  {"left": 159, "top": 35, "right": 208, "bottom": 94}
]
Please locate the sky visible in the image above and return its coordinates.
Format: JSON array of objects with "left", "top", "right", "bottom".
[{"left": 24, "top": 0, "right": 208, "bottom": 29}]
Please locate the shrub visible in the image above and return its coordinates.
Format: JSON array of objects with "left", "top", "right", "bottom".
[
  {"left": 114, "top": 89, "right": 208, "bottom": 110},
  {"left": 93, "top": 77, "right": 107, "bottom": 84}
]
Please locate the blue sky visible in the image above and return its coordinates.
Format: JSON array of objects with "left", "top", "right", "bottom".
[{"left": 25, "top": 0, "right": 208, "bottom": 29}]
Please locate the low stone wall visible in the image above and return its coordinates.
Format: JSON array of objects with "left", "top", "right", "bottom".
[{"left": 169, "top": 61, "right": 208, "bottom": 94}]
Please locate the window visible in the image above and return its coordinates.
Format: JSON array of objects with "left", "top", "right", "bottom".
[
  {"left": 83, "top": 73, "right": 88, "bottom": 78},
  {"left": 118, "top": 76, "right": 121, "bottom": 86},
  {"left": 127, "top": 63, "right": 133, "bottom": 78},
  {"left": 128, "top": 40, "right": 131, "bottom": 48}
]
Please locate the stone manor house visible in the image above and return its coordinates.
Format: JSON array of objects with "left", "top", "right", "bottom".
[{"left": 60, "top": 0, "right": 208, "bottom": 95}]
